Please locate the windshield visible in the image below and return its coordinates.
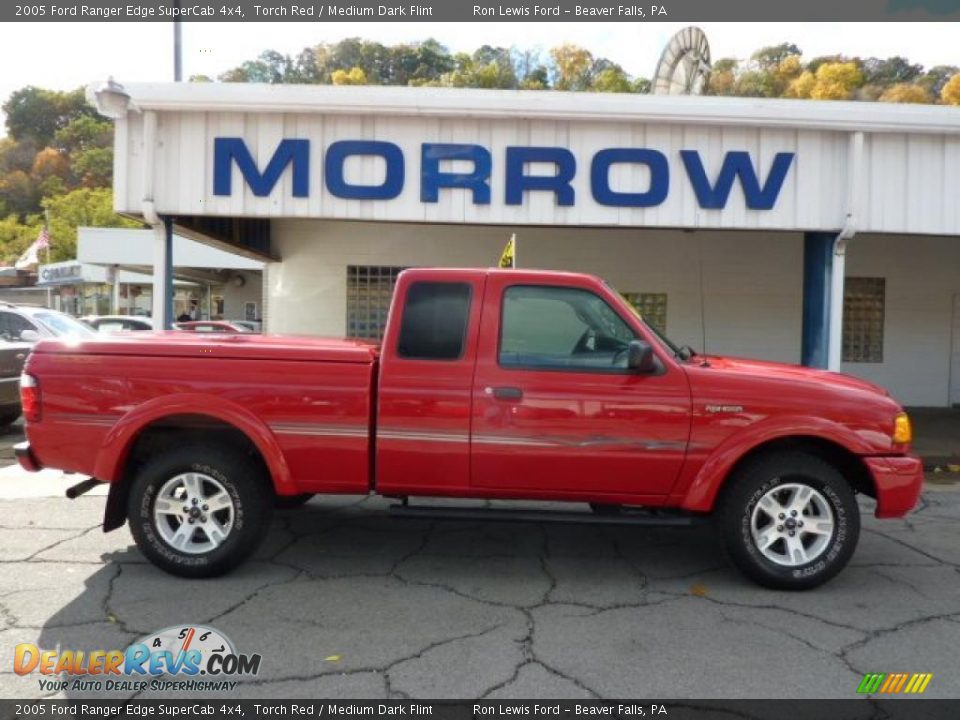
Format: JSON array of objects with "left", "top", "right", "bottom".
[{"left": 33, "top": 311, "right": 96, "bottom": 338}]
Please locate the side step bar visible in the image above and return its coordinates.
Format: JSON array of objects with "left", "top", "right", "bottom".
[{"left": 389, "top": 504, "right": 708, "bottom": 528}]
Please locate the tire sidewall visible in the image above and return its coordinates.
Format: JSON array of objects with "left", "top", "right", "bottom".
[
  {"left": 723, "top": 454, "right": 860, "bottom": 590},
  {"left": 129, "top": 448, "right": 270, "bottom": 577}
]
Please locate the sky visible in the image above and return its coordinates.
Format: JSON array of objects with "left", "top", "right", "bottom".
[{"left": 0, "top": 21, "right": 958, "bottom": 134}]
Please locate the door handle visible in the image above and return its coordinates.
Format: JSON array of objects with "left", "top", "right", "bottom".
[{"left": 487, "top": 386, "right": 523, "bottom": 401}]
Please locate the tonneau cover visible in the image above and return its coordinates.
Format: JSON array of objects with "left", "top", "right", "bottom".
[{"left": 32, "top": 332, "right": 378, "bottom": 364}]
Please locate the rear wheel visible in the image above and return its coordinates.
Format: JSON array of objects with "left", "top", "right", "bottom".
[
  {"left": 718, "top": 451, "right": 859, "bottom": 590},
  {"left": 127, "top": 444, "right": 273, "bottom": 578}
]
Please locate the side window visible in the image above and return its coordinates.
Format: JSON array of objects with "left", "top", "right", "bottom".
[
  {"left": 0, "top": 312, "right": 34, "bottom": 341},
  {"left": 500, "top": 286, "right": 637, "bottom": 371},
  {"left": 397, "top": 282, "right": 472, "bottom": 361}
]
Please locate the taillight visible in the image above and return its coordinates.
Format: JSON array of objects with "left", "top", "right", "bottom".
[{"left": 20, "top": 373, "right": 40, "bottom": 422}]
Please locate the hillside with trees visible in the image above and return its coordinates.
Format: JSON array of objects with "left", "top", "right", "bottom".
[{"left": 1, "top": 38, "right": 957, "bottom": 266}]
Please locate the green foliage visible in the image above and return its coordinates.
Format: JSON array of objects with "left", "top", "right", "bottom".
[
  {"left": 42, "top": 188, "right": 142, "bottom": 262},
  {"left": 3, "top": 87, "right": 96, "bottom": 147}
]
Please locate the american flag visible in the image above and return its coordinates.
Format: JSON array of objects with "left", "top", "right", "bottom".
[{"left": 36, "top": 227, "right": 50, "bottom": 250}]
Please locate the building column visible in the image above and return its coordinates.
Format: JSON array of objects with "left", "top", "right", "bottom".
[
  {"left": 801, "top": 232, "right": 835, "bottom": 368},
  {"left": 151, "top": 219, "right": 174, "bottom": 329}
]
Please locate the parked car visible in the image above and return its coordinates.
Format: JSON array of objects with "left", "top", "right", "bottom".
[
  {"left": 82, "top": 315, "right": 155, "bottom": 333},
  {"left": 15, "top": 268, "right": 922, "bottom": 589},
  {"left": 0, "top": 304, "right": 97, "bottom": 343},
  {"left": 173, "top": 320, "right": 253, "bottom": 333},
  {"left": 229, "top": 320, "right": 261, "bottom": 333},
  {"left": 0, "top": 339, "right": 30, "bottom": 427},
  {"left": 0, "top": 303, "right": 96, "bottom": 426}
]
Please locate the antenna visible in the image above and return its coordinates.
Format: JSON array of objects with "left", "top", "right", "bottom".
[
  {"left": 698, "top": 234, "right": 709, "bottom": 364},
  {"left": 652, "top": 26, "right": 712, "bottom": 96}
]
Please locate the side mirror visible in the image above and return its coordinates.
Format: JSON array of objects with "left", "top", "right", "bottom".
[
  {"left": 19, "top": 329, "right": 40, "bottom": 343},
  {"left": 627, "top": 339, "right": 657, "bottom": 373}
]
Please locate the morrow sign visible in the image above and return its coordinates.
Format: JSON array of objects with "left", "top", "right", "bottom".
[{"left": 213, "top": 138, "right": 796, "bottom": 210}]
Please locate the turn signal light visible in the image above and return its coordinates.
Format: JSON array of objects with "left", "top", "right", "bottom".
[
  {"left": 892, "top": 412, "right": 912, "bottom": 445},
  {"left": 20, "top": 373, "right": 40, "bottom": 423}
]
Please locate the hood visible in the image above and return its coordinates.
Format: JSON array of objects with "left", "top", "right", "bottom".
[{"left": 693, "top": 354, "right": 890, "bottom": 398}]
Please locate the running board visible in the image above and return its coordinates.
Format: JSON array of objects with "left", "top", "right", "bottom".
[{"left": 388, "top": 504, "right": 708, "bottom": 527}]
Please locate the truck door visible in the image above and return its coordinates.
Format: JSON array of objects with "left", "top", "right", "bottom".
[
  {"left": 470, "top": 275, "right": 691, "bottom": 499},
  {"left": 375, "top": 271, "right": 484, "bottom": 496}
]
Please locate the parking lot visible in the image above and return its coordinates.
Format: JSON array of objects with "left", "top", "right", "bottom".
[{"left": 0, "top": 417, "right": 958, "bottom": 700}]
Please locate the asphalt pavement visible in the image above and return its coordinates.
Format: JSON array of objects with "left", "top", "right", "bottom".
[{"left": 0, "top": 455, "right": 958, "bottom": 700}]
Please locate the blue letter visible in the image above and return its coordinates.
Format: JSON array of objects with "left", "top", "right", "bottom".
[
  {"left": 213, "top": 138, "right": 309, "bottom": 197},
  {"left": 590, "top": 149, "right": 669, "bottom": 207},
  {"left": 505, "top": 147, "right": 575, "bottom": 206},
  {"left": 325, "top": 140, "right": 404, "bottom": 200},
  {"left": 421, "top": 144, "right": 491, "bottom": 204},
  {"left": 681, "top": 150, "right": 794, "bottom": 210}
]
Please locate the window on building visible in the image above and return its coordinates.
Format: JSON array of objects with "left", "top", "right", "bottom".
[
  {"left": 346, "top": 265, "right": 406, "bottom": 340},
  {"left": 500, "top": 285, "right": 637, "bottom": 371},
  {"left": 397, "top": 282, "right": 472, "bottom": 360},
  {"left": 622, "top": 292, "right": 668, "bottom": 334},
  {"left": 843, "top": 277, "right": 885, "bottom": 363}
]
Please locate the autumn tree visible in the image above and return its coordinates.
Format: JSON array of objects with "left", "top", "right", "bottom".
[
  {"left": 879, "top": 83, "right": 932, "bottom": 103},
  {"left": 942, "top": 73, "right": 960, "bottom": 105}
]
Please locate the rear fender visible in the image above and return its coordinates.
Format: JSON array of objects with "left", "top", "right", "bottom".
[
  {"left": 94, "top": 393, "right": 293, "bottom": 493},
  {"left": 680, "top": 415, "right": 873, "bottom": 512}
]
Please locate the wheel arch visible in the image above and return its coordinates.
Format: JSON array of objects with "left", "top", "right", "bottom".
[
  {"left": 682, "top": 433, "right": 875, "bottom": 513},
  {"left": 98, "top": 395, "right": 292, "bottom": 532}
]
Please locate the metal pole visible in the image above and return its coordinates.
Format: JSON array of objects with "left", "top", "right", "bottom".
[
  {"left": 44, "top": 208, "right": 52, "bottom": 309},
  {"left": 173, "top": 3, "right": 182, "bottom": 82},
  {"left": 163, "top": 217, "right": 174, "bottom": 328}
]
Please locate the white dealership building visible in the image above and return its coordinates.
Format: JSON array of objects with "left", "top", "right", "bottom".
[{"left": 94, "top": 82, "right": 960, "bottom": 406}]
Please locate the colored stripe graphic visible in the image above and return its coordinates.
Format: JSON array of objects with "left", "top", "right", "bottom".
[{"left": 858, "top": 673, "right": 932, "bottom": 694}]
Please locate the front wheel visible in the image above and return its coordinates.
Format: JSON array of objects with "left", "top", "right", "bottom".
[
  {"left": 127, "top": 444, "right": 273, "bottom": 578},
  {"left": 718, "top": 452, "right": 859, "bottom": 590}
]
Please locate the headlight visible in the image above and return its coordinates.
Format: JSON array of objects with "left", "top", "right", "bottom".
[{"left": 892, "top": 412, "right": 912, "bottom": 444}]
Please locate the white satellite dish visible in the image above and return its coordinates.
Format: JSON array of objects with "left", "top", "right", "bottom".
[{"left": 652, "top": 26, "right": 712, "bottom": 95}]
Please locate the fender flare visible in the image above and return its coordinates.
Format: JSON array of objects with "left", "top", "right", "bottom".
[
  {"left": 680, "top": 415, "right": 873, "bottom": 512},
  {"left": 93, "top": 393, "right": 294, "bottom": 494}
]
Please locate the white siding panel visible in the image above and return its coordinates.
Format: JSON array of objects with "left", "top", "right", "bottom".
[{"left": 129, "top": 110, "right": 959, "bottom": 235}]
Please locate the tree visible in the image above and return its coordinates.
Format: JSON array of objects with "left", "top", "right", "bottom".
[
  {"left": 942, "top": 73, "right": 960, "bottom": 105},
  {"left": 550, "top": 44, "right": 595, "bottom": 91},
  {"left": 810, "top": 62, "right": 863, "bottom": 100},
  {"left": 592, "top": 67, "right": 633, "bottom": 93},
  {"left": 2, "top": 87, "right": 96, "bottom": 146},
  {"left": 751, "top": 43, "right": 802, "bottom": 70},
  {"left": 42, "top": 188, "right": 142, "bottom": 262},
  {"left": 707, "top": 58, "right": 738, "bottom": 96},
  {"left": 786, "top": 71, "right": 816, "bottom": 99},
  {"left": 861, "top": 56, "right": 923, "bottom": 86},
  {"left": 879, "top": 83, "right": 931, "bottom": 104},
  {"left": 331, "top": 68, "right": 368, "bottom": 86}
]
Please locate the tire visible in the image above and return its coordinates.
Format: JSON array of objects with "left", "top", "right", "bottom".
[
  {"left": 275, "top": 493, "right": 315, "bottom": 510},
  {"left": 0, "top": 410, "right": 21, "bottom": 429},
  {"left": 127, "top": 444, "right": 273, "bottom": 578},
  {"left": 718, "top": 451, "right": 860, "bottom": 590}
]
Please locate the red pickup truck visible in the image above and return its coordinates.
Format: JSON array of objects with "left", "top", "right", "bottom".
[{"left": 16, "top": 268, "right": 922, "bottom": 589}]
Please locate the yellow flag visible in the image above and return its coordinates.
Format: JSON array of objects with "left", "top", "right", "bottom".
[{"left": 499, "top": 234, "right": 516, "bottom": 268}]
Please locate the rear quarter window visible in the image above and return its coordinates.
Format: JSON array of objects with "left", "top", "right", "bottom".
[{"left": 397, "top": 282, "right": 471, "bottom": 361}]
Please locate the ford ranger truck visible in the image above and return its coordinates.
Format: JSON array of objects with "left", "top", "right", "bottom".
[{"left": 15, "top": 268, "right": 923, "bottom": 589}]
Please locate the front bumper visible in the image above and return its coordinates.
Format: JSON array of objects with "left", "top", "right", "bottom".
[
  {"left": 14, "top": 441, "right": 42, "bottom": 472},
  {"left": 864, "top": 455, "right": 924, "bottom": 518}
]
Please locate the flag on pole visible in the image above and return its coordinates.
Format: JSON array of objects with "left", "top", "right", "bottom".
[
  {"left": 499, "top": 233, "right": 516, "bottom": 269},
  {"left": 14, "top": 228, "right": 49, "bottom": 270}
]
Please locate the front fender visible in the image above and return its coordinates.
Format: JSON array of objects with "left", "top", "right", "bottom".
[
  {"left": 93, "top": 393, "right": 294, "bottom": 494},
  {"left": 680, "top": 414, "right": 874, "bottom": 512}
]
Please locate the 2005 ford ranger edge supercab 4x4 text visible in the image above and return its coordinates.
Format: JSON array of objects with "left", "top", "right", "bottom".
[{"left": 15, "top": 268, "right": 922, "bottom": 589}]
